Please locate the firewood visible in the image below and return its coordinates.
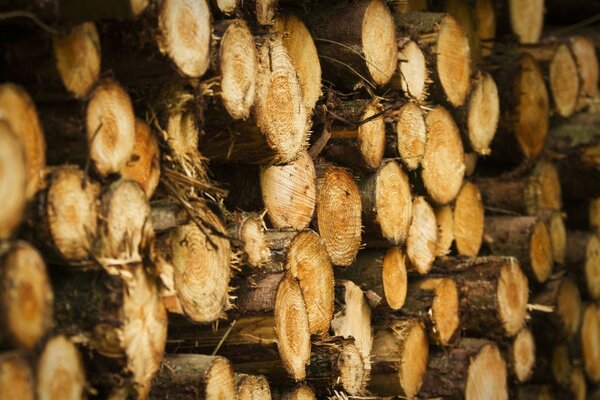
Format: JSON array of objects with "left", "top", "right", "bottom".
[
  {"left": 235, "top": 374, "right": 272, "bottom": 400},
  {"left": 392, "top": 101, "right": 427, "bottom": 171},
  {"left": 36, "top": 335, "right": 86, "bottom": 400},
  {"left": 453, "top": 181, "right": 485, "bottom": 257},
  {"left": 569, "top": 36, "right": 599, "bottom": 109},
  {"left": 406, "top": 196, "right": 437, "bottom": 274},
  {"left": 434, "top": 205, "right": 454, "bottom": 256},
  {"left": 506, "top": 327, "right": 536, "bottom": 383},
  {"left": 581, "top": 302, "right": 600, "bottom": 383},
  {"left": 474, "top": 0, "right": 496, "bottom": 57},
  {"left": 120, "top": 118, "right": 161, "bottom": 198},
  {"left": 393, "top": 40, "right": 428, "bottom": 102},
  {"left": 532, "top": 277, "right": 582, "bottom": 343},
  {"left": 565, "top": 231, "right": 600, "bottom": 299},
  {"left": 0, "top": 120, "right": 27, "bottom": 240},
  {"left": 0, "top": 351, "right": 35, "bottom": 400},
  {"left": 495, "top": 0, "right": 544, "bottom": 45}
]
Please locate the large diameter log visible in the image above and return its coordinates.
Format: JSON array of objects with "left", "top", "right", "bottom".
[
  {"left": 393, "top": 40, "right": 428, "bottom": 102},
  {"left": 0, "top": 0, "right": 148, "bottom": 22},
  {"left": 369, "top": 317, "right": 429, "bottom": 399},
  {"left": 36, "top": 335, "right": 86, "bottom": 400},
  {"left": 531, "top": 277, "right": 582, "bottom": 342},
  {"left": 419, "top": 338, "right": 508, "bottom": 400},
  {"left": 0, "top": 84, "right": 46, "bottom": 199},
  {"left": 581, "top": 302, "right": 600, "bottom": 383},
  {"left": 0, "top": 351, "right": 35, "bottom": 400},
  {"left": 394, "top": 101, "right": 427, "bottom": 171},
  {"left": 52, "top": 265, "right": 167, "bottom": 398},
  {"left": 433, "top": 256, "right": 529, "bottom": 337},
  {"left": 360, "top": 160, "right": 412, "bottom": 245},
  {"left": 337, "top": 247, "right": 408, "bottom": 311},
  {"left": 156, "top": 209, "right": 232, "bottom": 323},
  {"left": 395, "top": 13, "right": 471, "bottom": 107},
  {"left": 421, "top": 106, "right": 465, "bottom": 205},
  {"left": 236, "top": 374, "right": 272, "bottom": 400},
  {"left": 149, "top": 355, "right": 236, "bottom": 400},
  {"left": 507, "top": 327, "right": 536, "bottom": 383},
  {"left": 565, "top": 231, "right": 600, "bottom": 299},
  {"left": 314, "top": 164, "right": 361, "bottom": 266},
  {"left": 0, "top": 120, "right": 27, "bottom": 239},
  {"left": 0, "top": 242, "right": 53, "bottom": 350},
  {"left": 303, "top": 0, "right": 397, "bottom": 87},
  {"left": 400, "top": 277, "right": 460, "bottom": 346},
  {"left": 490, "top": 53, "right": 549, "bottom": 161},
  {"left": 406, "top": 196, "right": 437, "bottom": 274},
  {"left": 453, "top": 181, "right": 485, "bottom": 257},
  {"left": 120, "top": 118, "right": 161, "bottom": 198},
  {"left": 484, "top": 216, "right": 553, "bottom": 284}
]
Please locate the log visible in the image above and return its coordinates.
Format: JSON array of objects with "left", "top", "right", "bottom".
[
  {"left": 569, "top": 36, "right": 599, "bottom": 109},
  {"left": 532, "top": 277, "right": 582, "bottom": 342},
  {"left": 393, "top": 40, "right": 428, "bottom": 102},
  {"left": 120, "top": 118, "right": 161, "bottom": 198},
  {"left": 434, "top": 205, "right": 454, "bottom": 256},
  {"left": 506, "top": 327, "right": 536, "bottom": 383},
  {"left": 570, "top": 366, "right": 587, "bottom": 400},
  {"left": 314, "top": 163, "right": 362, "bottom": 266},
  {"left": 406, "top": 196, "right": 437, "bottom": 274},
  {"left": 474, "top": 0, "right": 496, "bottom": 57},
  {"left": 235, "top": 374, "right": 272, "bottom": 400},
  {"left": 245, "top": 0, "right": 278, "bottom": 26},
  {"left": 433, "top": 256, "right": 529, "bottom": 337},
  {"left": 419, "top": 338, "right": 508, "bottom": 399},
  {"left": 226, "top": 211, "right": 271, "bottom": 268},
  {"left": 272, "top": 384, "right": 315, "bottom": 400},
  {"left": 369, "top": 317, "right": 429, "bottom": 399},
  {"left": 484, "top": 216, "right": 553, "bottom": 284},
  {"left": 581, "top": 302, "right": 600, "bottom": 383},
  {"left": 51, "top": 264, "right": 167, "bottom": 398},
  {"left": 453, "top": 181, "right": 485, "bottom": 257},
  {"left": 0, "top": 120, "right": 27, "bottom": 240},
  {"left": 394, "top": 12, "right": 471, "bottom": 107},
  {"left": 532, "top": 343, "right": 572, "bottom": 387},
  {"left": 393, "top": 101, "right": 427, "bottom": 171},
  {"left": 36, "top": 335, "right": 86, "bottom": 400},
  {"left": 421, "top": 106, "right": 465, "bottom": 205},
  {"left": 0, "top": 83, "right": 46, "bottom": 199},
  {"left": 564, "top": 198, "right": 600, "bottom": 231},
  {"left": 540, "top": 210, "right": 567, "bottom": 265},
  {"left": 399, "top": 277, "right": 460, "bottom": 346},
  {"left": 0, "top": 241, "right": 53, "bottom": 350},
  {"left": 496, "top": 0, "right": 544, "bottom": 44},
  {"left": 0, "top": 0, "right": 148, "bottom": 22},
  {"left": 360, "top": 160, "right": 412, "bottom": 245},
  {"left": 516, "top": 385, "right": 562, "bottom": 400},
  {"left": 0, "top": 351, "right": 35, "bottom": 400},
  {"left": 149, "top": 355, "right": 237, "bottom": 400},
  {"left": 211, "top": 0, "right": 237, "bottom": 15},
  {"left": 564, "top": 231, "right": 600, "bottom": 299},
  {"left": 336, "top": 247, "right": 408, "bottom": 311},
  {"left": 303, "top": 0, "right": 398, "bottom": 88}
]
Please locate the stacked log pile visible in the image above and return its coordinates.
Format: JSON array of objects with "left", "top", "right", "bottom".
[{"left": 0, "top": 0, "right": 599, "bottom": 399}]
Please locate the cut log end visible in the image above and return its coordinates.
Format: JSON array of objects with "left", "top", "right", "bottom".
[
  {"left": 0, "top": 83, "right": 46, "bottom": 199},
  {"left": 509, "top": 0, "right": 544, "bottom": 44},
  {"left": 52, "top": 22, "right": 101, "bottom": 98},
  {"left": 316, "top": 166, "right": 362, "bottom": 266},
  {"left": 0, "top": 352, "right": 34, "bottom": 400},
  {"left": 422, "top": 106, "right": 465, "bottom": 205},
  {"left": 0, "top": 120, "right": 26, "bottom": 239},
  {"left": 220, "top": 20, "right": 258, "bottom": 120},
  {"left": 396, "top": 40, "right": 428, "bottom": 102},
  {"left": 337, "top": 341, "right": 367, "bottom": 395},
  {"left": 0, "top": 242, "right": 53, "bottom": 350},
  {"left": 434, "top": 205, "right": 454, "bottom": 257},
  {"left": 546, "top": 211, "right": 566, "bottom": 264},
  {"left": 286, "top": 231, "right": 334, "bottom": 336},
  {"left": 550, "top": 43, "right": 580, "bottom": 118},
  {"left": 204, "top": 357, "right": 237, "bottom": 399},
  {"left": 585, "top": 234, "right": 600, "bottom": 299},
  {"left": 590, "top": 198, "right": 600, "bottom": 231},
  {"left": 497, "top": 259, "right": 529, "bottom": 336},
  {"left": 467, "top": 72, "right": 499, "bottom": 155},
  {"left": 382, "top": 247, "right": 408, "bottom": 310},
  {"left": 238, "top": 215, "right": 271, "bottom": 268},
  {"left": 530, "top": 219, "right": 553, "bottom": 283},
  {"left": 437, "top": 15, "right": 472, "bottom": 106},
  {"left": 280, "top": 384, "right": 315, "bottom": 400},
  {"left": 465, "top": 344, "right": 508, "bottom": 400},
  {"left": 46, "top": 166, "right": 99, "bottom": 261},
  {"left": 396, "top": 101, "right": 426, "bottom": 171},
  {"left": 533, "top": 160, "right": 562, "bottom": 212},
  {"left": 358, "top": 101, "right": 385, "bottom": 170},
  {"left": 236, "top": 374, "right": 272, "bottom": 400},
  {"left": 120, "top": 118, "right": 161, "bottom": 198},
  {"left": 571, "top": 36, "right": 599, "bottom": 100},
  {"left": 85, "top": 79, "right": 135, "bottom": 177},
  {"left": 454, "top": 182, "right": 484, "bottom": 257},
  {"left": 407, "top": 197, "right": 437, "bottom": 274},
  {"left": 36, "top": 336, "right": 86, "bottom": 400},
  {"left": 510, "top": 327, "right": 536, "bottom": 383},
  {"left": 557, "top": 277, "right": 582, "bottom": 339},
  {"left": 582, "top": 302, "right": 600, "bottom": 382},
  {"left": 551, "top": 344, "right": 571, "bottom": 387},
  {"left": 571, "top": 367, "right": 587, "bottom": 400},
  {"left": 157, "top": 0, "right": 211, "bottom": 78},
  {"left": 362, "top": 0, "right": 398, "bottom": 86},
  {"left": 255, "top": 0, "right": 277, "bottom": 25},
  {"left": 428, "top": 278, "right": 460, "bottom": 346},
  {"left": 275, "top": 273, "right": 312, "bottom": 381},
  {"left": 475, "top": 0, "right": 496, "bottom": 57},
  {"left": 260, "top": 151, "right": 316, "bottom": 230}
]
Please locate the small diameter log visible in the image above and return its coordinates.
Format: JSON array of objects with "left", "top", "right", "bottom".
[
  {"left": 570, "top": 36, "right": 599, "bottom": 108},
  {"left": 52, "top": 265, "right": 167, "bottom": 398},
  {"left": 0, "top": 0, "right": 148, "bottom": 22},
  {"left": 539, "top": 210, "right": 566, "bottom": 265},
  {"left": 369, "top": 317, "right": 429, "bottom": 399},
  {"left": 565, "top": 231, "right": 600, "bottom": 299},
  {"left": 421, "top": 106, "right": 465, "bottom": 205},
  {"left": 120, "top": 118, "right": 161, "bottom": 198},
  {"left": 581, "top": 302, "right": 600, "bottom": 383},
  {"left": 149, "top": 355, "right": 236, "bottom": 400},
  {"left": 406, "top": 196, "right": 437, "bottom": 274},
  {"left": 532, "top": 277, "right": 582, "bottom": 342},
  {"left": 434, "top": 205, "right": 454, "bottom": 256},
  {"left": 474, "top": 0, "right": 496, "bottom": 57},
  {"left": 303, "top": 0, "right": 397, "bottom": 87},
  {"left": 564, "top": 198, "right": 600, "bottom": 231},
  {"left": 336, "top": 247, "right": 408, "bottom": 311},
  {"left": 360, "top": 160, "right": 412, "bottom": 245},
  {"left": 571, "top": 366, "right": 587, "bottom": 400},
  {"left": 476, "top": 159, "right": 562, "bottom": 215},
  {"left": 321, "top": 99, "right": 386, "bottom": 172},
  {"left": 394, "top": 13, "right": 471, "bottom": 107},
  {"left": 420, "top": 339, "right": 508, "bottom": 399},
  {"left": 453, "top": 182, "right": 485, "bottom": 257},
  {"left": 507, "top": 327, "right": 536, "bottom": 383},
  {"left": 0, "top": 120, "right": 27, "bottom": 239},
  {"left": 496, "top": 0, "right": 544, "bottom": 45},
  {"left": 272, "top": 384, "right": 315, "bottom": 400},
  {"left": 236, "top": 374, "right": 272, "bottom": 400},
  {"left": 331, "top": 280, "right": 373, "bottom": 362},
  {"left": 227, "top": 212, "right": 271, "bottom": 268},
  {"left": 433, "top": 256, "right": 529, "bottom": 337},
  {"left": 211, "top": 0, "right": 237, "bottom": 15},
  {"left": 36, "top": 335, "right": 86, "bottom": 400},
  {"left": 272, "top": 14, "right": 321, "bottom": 114},
  {"left": 516, "top": 385, "right": 560, "bottom": 400},
  {"left": 244, "top": 0, "right": 277, "bottom": 26},
  {"left": 0, "top": 351, "right": 34, "bottom": 400},
  {"left": 464, "top": 151, "right": 478, "bottom": 176},
  {"left": 394, "top": 101, "right": 427, "bottom": 171},
  {"left": 0, "top": 242, "right": 53, "bottom": 350},
  {"left": 490, "top": 53, "right": 549, "bottom": 161},
  {"left": 393, "top": 40, "right": 428, "bottom": 102},
  {"left": 400, "top": 277, "right": 460, "bottom": 346},
  {"left": 484, "top": 216, "right": 553, "bottom": 284},
  {"left": 454, "top": 71, "right": 500, "bottom": 155},
  {"left": 314, "top": 164, "right": 362, "bottom": 266},
  {"left": 0, "top": 83, "right": 46, "bottom": 199},
  {"left": 156, "top": 209, "right": 232, "bottom": 323}
]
